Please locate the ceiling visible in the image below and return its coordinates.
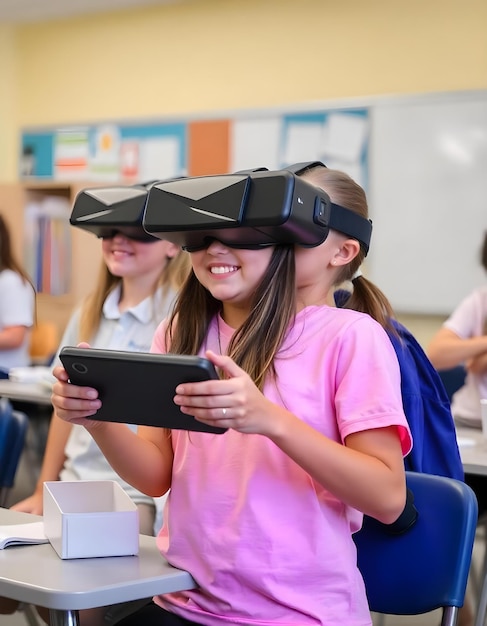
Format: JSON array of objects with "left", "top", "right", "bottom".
[{"left": 0, "top": 0, "right": 182, "bottom": 24}]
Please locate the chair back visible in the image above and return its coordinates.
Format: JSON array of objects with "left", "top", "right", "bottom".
[
  {"left": 354, "top": 471, "right": 478, "bottom": 626},
  {"left": 437, "top": 366, "right": 467, "bottom": 403},
  {"left": 29, "top": 320, "right": 58, "bottom": 365},
  {"left": 0, "top": 398, "right": 29, "bottom": 507}
]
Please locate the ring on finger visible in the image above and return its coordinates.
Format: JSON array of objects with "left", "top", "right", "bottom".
[{"left": 222, "top": 408, "right": 227, "bottom": 417}]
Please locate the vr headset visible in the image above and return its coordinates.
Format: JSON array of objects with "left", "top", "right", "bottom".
[
  {"left": 70, "top": 162, "right": 372, "bottom": 254},
  {"left": 143, "top": 162, "right": 372, "bottom": 254},
  {"left": 70, "top": 181, "right": 158, "bottom": 242}
]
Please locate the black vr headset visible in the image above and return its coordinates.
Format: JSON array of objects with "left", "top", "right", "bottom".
[
  {"left": 70, "top": 162, "right": 372, "bottom": 254},
  {"left": 70, "top": 180, "right": 158, "bottom": 242}
]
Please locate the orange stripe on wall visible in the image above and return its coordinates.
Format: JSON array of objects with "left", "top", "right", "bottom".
[
  {"left": 55, "top": 159, "right": 87, "bottom": 167},
  {"left": 188, "top": 120, "right": 230, "bottom": 176}
]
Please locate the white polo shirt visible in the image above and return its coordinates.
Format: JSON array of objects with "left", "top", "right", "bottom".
[
  {"left": 444, "top": 285, "right": 487, "bottom": 425},
  {"left": 0, "top": 269, "right": 35, "bottom": 372}
]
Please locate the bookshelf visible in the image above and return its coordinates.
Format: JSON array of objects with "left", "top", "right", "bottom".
[{"left": 0, "top": 182, "right": 102, "bottom": 339}]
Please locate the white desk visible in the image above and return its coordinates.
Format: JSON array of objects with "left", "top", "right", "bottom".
[
  {"left": 456, "top": 426, "right": 487, "bottom": 477},
  {"left": 0, "top": 380, "right": 52, "bottom": 406},
  {"left": 0, "top": 509, "right": 195, "bottom": 626}
]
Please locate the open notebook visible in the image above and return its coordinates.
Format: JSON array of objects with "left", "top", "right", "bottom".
[{"left": 0, "top": 522, "right": 48, "bottom": 549}]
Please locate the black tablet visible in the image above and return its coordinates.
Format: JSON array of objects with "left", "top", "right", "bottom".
[{"left": 59, "top": 346, "right": 226, "bottom": 434}]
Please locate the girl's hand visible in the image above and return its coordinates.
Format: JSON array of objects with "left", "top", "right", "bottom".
[
  {"left": 10, "top": 492, "right": 43, "bottom": 515},
  {"left": 51, "top": 342, "right": 103, "bottom": 427},
  {"left": 173, "top": 349, "right": 280, "bottom": 436}
]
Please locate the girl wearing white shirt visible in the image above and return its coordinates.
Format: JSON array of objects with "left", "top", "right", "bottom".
[{"left": 0, "top": 214, "right": 35, "bottom": 376}]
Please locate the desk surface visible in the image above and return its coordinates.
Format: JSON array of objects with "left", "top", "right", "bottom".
[
  {"left": 456, "top": 426, "right": 487, "bottom": 477},
  {"left": 0, "top": 509, "right": 195, "bottom": 611},
  {"left": 0, "top": 379, "right": 52, "bottom": 405}
]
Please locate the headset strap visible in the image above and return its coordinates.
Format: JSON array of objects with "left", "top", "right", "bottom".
[{"left": 329, "top": 203, "right": 373, "bottom": 254}]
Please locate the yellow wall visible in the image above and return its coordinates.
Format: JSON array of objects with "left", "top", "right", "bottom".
[
  {"left": 12, "top": 0, "right": 487, "bottom": 125},
  {"left": 2, "top": 0, "right": 487, "bottom": 343},
  {"left": 0, "top": 25, "right": 18, "bottom": 181}
]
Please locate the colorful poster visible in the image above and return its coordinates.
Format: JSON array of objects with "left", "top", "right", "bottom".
[{"left": 54, "top": 128, "right": 90, "bottom": 180}]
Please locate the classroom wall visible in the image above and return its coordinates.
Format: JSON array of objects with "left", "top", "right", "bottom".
[
  {"left": 8, "top": 0, "right": 487, "bottom": 149},
  {"left": 2, "top": 0, "right": 487, "bottom": 344},
  {"left": 0, "top": 25, "right": 17, "bottom": 181}
]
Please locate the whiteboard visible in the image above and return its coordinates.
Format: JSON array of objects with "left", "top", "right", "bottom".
[{"left": 366, "top": 92, "right": 487, "bottom": 315}]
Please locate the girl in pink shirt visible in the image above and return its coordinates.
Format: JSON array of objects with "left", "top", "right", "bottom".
[{"left": 52, "top": 165, "right": 412, "bottom": 626}]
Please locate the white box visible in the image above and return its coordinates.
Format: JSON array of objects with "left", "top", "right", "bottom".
[{"left": 43, "top": 480, "right": 139, "bottom": 559}]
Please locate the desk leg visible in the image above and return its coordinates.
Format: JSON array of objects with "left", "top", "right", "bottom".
[{"left": 49, "top": 609, "right": 80, "bottom": 626}]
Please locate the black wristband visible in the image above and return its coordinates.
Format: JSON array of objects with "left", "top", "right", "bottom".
[{"left": 381, "top": 487, "right": 419, "bottom": 535}]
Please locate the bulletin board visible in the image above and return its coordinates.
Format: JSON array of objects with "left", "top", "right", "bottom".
[
  {"left": 19, "top": 108, "right": 369, "bottom": 188},
  {"left": 20, "top": 89, "right": 487, "bottom": 315}
]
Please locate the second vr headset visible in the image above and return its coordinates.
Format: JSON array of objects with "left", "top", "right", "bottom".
[
  {"left": 70, "top": 162, "right": 372, "bottom": 254},
  {"left": 70, "top": 181, "right": 158, "bottom": 242}
]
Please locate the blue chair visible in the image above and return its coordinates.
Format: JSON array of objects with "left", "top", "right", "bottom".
[
  {"left": 437, "top": 365, "right": 467, "bottom": 403},
  {"left": 354, "top": 471, "right": 478, "bottom": 626},
  {"left": 0, "top": 397, "right": 29, "bottom": 508}
]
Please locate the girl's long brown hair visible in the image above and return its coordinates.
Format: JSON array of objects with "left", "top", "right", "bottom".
[{"left": 0, "top": 214, "right": 34, "bottom": 287}]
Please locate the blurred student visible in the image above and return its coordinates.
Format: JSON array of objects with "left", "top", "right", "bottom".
[
  {"left": 428, "top": 230, "right": 487, "bottom": 429},
  {"left": 0, "top": 213, "right": 35, "bottom": 377},
  {"left": 1, "top": 229, "right": 189, "bottom": 626}
]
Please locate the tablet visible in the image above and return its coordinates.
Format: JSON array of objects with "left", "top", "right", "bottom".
[{"left": 59, "top": 346, "right": 226, "bottom": 434}]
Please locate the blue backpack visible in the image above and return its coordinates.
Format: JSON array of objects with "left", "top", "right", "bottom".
[{"left": 387, "top": 318, "right": 463, "bottom": 480}]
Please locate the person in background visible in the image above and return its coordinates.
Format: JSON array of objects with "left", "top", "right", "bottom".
[
  {"left": 427, "top": 230, "right": 487, "bottom": 430},
  {"left": 50, "top": 166, "right": 411, "bottom": 626},
  {"left": 0, "top": 213, "right": 35, "bottom": 377},
  {"left": 0, "top": 228, "right": 189, "bottom": 626}
]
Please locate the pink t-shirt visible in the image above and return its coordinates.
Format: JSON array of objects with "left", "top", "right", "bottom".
[{"left": 152, "top": 306, "right": 412, "bottom": 626}]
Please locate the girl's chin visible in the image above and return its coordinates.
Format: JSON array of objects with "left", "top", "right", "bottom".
[{"left": 106, "top": 263, "right": 130, "bottom": 276}]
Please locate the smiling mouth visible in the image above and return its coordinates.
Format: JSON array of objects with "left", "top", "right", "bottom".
[{"left": 210, "top": 266, "right": 239, "bottom": 274}]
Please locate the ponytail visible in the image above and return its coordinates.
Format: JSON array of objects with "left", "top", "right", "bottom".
[{"left": 339, "top": 275, "right": 398, "bottom": 336}]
